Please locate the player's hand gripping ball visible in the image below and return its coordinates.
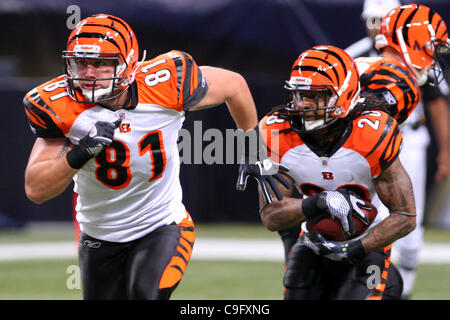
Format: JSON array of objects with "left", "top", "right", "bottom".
[{"left": 305, "top": 192, "right": 378, "bottom": 241}]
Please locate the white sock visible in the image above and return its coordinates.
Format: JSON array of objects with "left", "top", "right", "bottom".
[{"left": 398, "top": 266, "right": 417, "bottom": 298}]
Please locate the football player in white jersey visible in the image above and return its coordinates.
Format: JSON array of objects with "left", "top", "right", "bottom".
[
  {"left": 256, "top": 45, "right": 417, "bottom": 299},
  {"left": 22, "top": 14, "right": 274, "bottom": 300}
]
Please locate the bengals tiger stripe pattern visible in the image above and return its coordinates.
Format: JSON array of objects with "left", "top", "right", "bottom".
[
  {"left": 359, "top": 57, "right": 421, "bottom": 124},
  {"left": 159, "top": 214, "right": 195, "bottom": 290}
]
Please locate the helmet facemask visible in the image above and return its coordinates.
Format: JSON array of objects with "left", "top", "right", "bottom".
[
  {"left": 63, "top": 14, "right": 141, "bottom": 105},
  {"left": 62, "top": 49, "right": 129, "bottom": 104},
  {"left": 283, "top": 46, "right": 361, "bottom": 134},
  {"left": 424, "top": 37, "right": 450, "bottom": 86},
  {"left": 285, "top": 82, "right": 339, "bottom": 133}
]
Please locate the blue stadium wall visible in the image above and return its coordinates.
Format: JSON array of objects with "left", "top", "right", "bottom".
[{"left": 1, "top": 0, "right": 449, "bottom": 224}]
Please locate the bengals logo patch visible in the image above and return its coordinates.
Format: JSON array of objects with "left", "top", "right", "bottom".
[
  {"left": 119, "top": 122, "right": 131, "bottom": 133},
  {"left": 322, "top": 172, "right": 334, "bottom": 180}
]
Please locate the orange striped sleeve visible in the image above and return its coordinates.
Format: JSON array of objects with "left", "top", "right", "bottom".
[
  {"left": 171, "top": 50, "right": 208, "bottom": 110},
  {"left": 23, "top": 89, "right": 65, "bottom": 138},
  {"left": 259, "top": 112, "right": 303, "bottom": 163},
  {"left": 360, "top": 57, "right": 421, "bottom": 124},
  {"left": 345, "top": 111, "right": 403, "bottom": 178},
  {"left": 136, "top": 51, "right": 208, "bottom": 112}
]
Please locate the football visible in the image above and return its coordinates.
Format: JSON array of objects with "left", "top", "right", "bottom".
[{"left": 305, "top": 198, "right": 378, "bottom": 241}]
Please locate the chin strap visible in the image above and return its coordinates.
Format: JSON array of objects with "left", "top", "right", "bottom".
[{"left": 128, "top": 50, "right": 147, "bottom": 84}]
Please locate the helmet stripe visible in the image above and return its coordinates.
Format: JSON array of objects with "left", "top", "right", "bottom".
[
  {"left": 102, "top": 15, "right": 137, "bottom": 53},
  {"left": 312, "top": 48, "right": 347, "bottom": 85},
  {"left": 293, "top": 65, "right": 333, "bottom": 82},
  {"left": 392, "top": 7, "right": 406, "bottom": 45},
  {"left": 402, "top": 5, "right": 420, "bottom": 46},
  {"left": 68, "top": 32, "right": 121, "bottom": 51},
  {"left": 82, "top": 23, "right": 128, "bottom": 52},
  {"left": 428, "top": 7, "right": 437, "bottom": 28},
  {"left": 302, "top": 56, "right": 340, "bottom": 84},
  {"left": 435, "top": 19, "right": 447, "bottom": 39}
]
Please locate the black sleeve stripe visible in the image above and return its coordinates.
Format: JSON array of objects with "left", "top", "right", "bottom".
[
  {"left": 28, "top": 89, "right": 63, "bottom": 123},
  {"left": 179, "top": 51, "right": 194, "bottom": 102},
  {"left": 170, "top": 52, "right": 184, "bottom": 102},
  {"left": 379, "top": 123, "right": 402, "bottom": 171},
  {"left": 182, "top": 67, "right": 208, "bottom": 110},
  {"left": 365, "top": 116, "right": 394, "bottom": 158},
  {"left": 367, "top": 79, "right": 393, "bottom": 86},
  {"left": 379, "top": 63, "right": 416, "bottom": 85},
  {"left": 24, "top": 106, "right": 47, "bottom": 128},
  {"left": 363, "top": 68, "right": 408, "bottom": 86},
  {"left": 361, "top": 66, "right": 418, "bottom": 124},
  {"left": 176, "top": 51, "right": 208, "bottom": 110},
  {"left": 23, "top": 95, "right": 65, "bottom": 138},
  {"left": 24, "top": 96, "right": 48, "bottom": 125}
]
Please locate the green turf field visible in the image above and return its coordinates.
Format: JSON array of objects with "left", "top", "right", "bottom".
[
  {"left": 0, "top": 258, "right": 449, "bottom": 300},
  {"left": 0, "top": 223, "right": 449, "bottom": 300}
]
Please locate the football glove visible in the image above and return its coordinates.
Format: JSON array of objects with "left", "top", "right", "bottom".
[
  {"left": 302, "top": 189, "right": 371, "bottom": 236},
  {"left": 235, "top": 127, "right": 291, "bottom": 204},
  {"left": 301, "top": 232, "right": 365, "bottom": 264},
  {"left": 67, "top": 119, "right": 121, "bottom": 169}
]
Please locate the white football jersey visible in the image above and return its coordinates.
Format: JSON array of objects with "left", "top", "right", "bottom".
[
  {"left": 24, "top": 50, "right": 208, "bottom": 242},
  {"left": 260, "top": 109, "right": 403, "bottom": 234}
]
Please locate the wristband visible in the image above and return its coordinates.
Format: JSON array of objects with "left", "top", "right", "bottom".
[
  {"left": 347, "top": 239, "right": 365, "bottom": 263},
  {"left": 301, "top": 194, "right": 322, "bottom": 220},
  {"left": 66, "top": 145, "right": 92, "bottom": 169},
  {"left": 243, "top": 126, "right": 264, "bottom": 161}
]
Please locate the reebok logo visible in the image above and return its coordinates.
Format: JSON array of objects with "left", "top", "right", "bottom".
[
  {"left": 84, "top": 240, "right": 102, "bottom": 248},
  {"left": 382, "top": 91, "right": 397, "bottom": 105}
]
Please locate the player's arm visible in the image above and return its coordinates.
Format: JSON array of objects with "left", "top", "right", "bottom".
[
  {"left": 25, "top": 137, "right": 78, "bottom": 204},
  {"left": 361, "top": 157, "right": 417, "bottom": 252},
  {"left": 259, "top": 172, "right": 365, "bottom": 233},
  {"left": 426, "top": 96, "right": 449, "bottom": 181},
  {"left": 300, "top": 158, "right": 416, "bottom": 264},
  {"left": 189, "top": 66, "right": 258, "bottom": 131},
  {"left": 189, "top": 66, "right": 290, "bottom": 201},
  {"left": 25, "top": 120, "right": 120, "bottom": 204},
  {"left": 258, "top": 172, "right": 304, "bottom": 231}
]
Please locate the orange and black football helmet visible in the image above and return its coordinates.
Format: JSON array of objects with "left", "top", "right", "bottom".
[
  {"left": 62, "top": 14, "right": 141, "bottom": 103},
  {"left": 284, "top": 45, "right": 361, "bottom": 132},
  {"left": 375, "top": 4, "right": 449, "bottom": 85}
]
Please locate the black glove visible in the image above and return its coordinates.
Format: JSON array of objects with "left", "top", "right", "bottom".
[
  {"left": 301, "top": 232, "right": 365, "bottom": 264},
  {"left": 67, "top": 120, "right": 121, "bottom": 169},
  {"left": 235, "top": 127, "right": 291, "bottom": 204},
  {"left": 302, "top": 189, "right": 371, "bottom": 236}
]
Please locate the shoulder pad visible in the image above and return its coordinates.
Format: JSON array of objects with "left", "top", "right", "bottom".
[
  {"left": 346, "top": 111, "right": 403, "bottom": 177},
  {"left": 135, "top": 50, "right": 208, "bottom": 111},
  {"left": 359, "top": 57, "right": 421, "bottom": 124},
  {"left": 259, "top": 112, "right": 303, "bottom": 162},
  {"left": 23, "top": 76, "right": 93, "bottom": 138}
]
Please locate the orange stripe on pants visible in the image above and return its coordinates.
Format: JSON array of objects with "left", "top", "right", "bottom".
[{"left": 159, "top": 213, "right": 195, "bottom": 289}]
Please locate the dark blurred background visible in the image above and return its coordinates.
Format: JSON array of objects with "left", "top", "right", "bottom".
[{"left": 0, "top": 0, "right": 449, "bottom": 227}]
